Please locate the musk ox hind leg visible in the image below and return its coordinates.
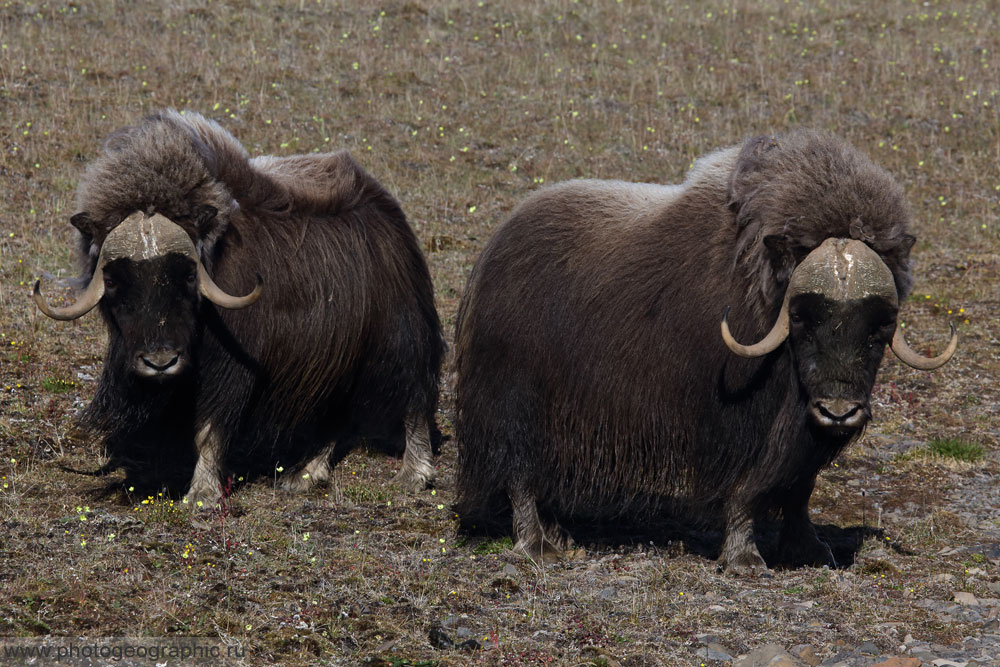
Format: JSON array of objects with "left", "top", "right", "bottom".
[
  {"left": 184, "top": 422, "right": 223, "bottom": 509},
  {"left": 510, "top": 484, "right": 581, "bottom": 563},
  {"left": 719, "top": 494, "right": 768, "bottom": 575},
  {"left": 280, "top": 443, "right": 335, "bottom": 493},
  {"left": 392, "top": 411, "right": 435, "bottom": 492}
]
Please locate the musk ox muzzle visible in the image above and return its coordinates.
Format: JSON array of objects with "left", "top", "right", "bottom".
[
  {"left": 33, "top": 211, "right": 263, "bottom": 321},
  {"left": 721, "top": 237, "right": 957, "bottom": 368}
]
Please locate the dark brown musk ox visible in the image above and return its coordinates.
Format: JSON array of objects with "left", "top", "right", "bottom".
[
  {"left": 453, "top": 130, "right": 957, "bottom": 573},
  {"left": 34, "top": 110, "right": 445, "bottom": 507}
]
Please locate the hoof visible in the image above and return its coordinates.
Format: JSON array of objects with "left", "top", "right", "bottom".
[
  {"left": 721, "top": 549, "right": 769, "bottom": 576},
  {"left": 182, "top": 486, "right": 221, "bottom": 511},
  {"left": 280, "top": 472, "right": 319, "bottom": 493},
  {"left": 392, "top": 466, "right": 434, "bottom": 493},
  {"left": 514, "top": 533, "right": 581, "bottom": 564}
]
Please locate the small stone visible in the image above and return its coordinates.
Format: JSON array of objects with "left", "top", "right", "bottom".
[
  {"left": 954, "top": 591, "right": 979, "bottom": 606},
  {"left": 734, "top": 643, "right": 790, "bottom": 667},
  {"left": 856, "top": 641, "right": 879, "bottom": 655},
  {"left": 696, "top": 645, "right": 734, "bottom": 662},
  {"left": 873, "top": 658, "right": 921, "bottom": 667},
  {"left": 502, "top": 563, "right": 519, "bottom": 577},
  {"left": 375, "top": 638, "right": 398, "bottom": 653},
  {"left": 789, "top": 643, "right": 820, "bottom": 666},
  {"left": 599, "top": 586, "right": 617, "bottom": 601}
]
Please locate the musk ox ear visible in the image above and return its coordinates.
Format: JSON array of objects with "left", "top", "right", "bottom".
[
  {"left": 192, "top": 204, "right": 219, "bottom": 236},
  {"left": 763, "top": 234, "right": 801, "bottom": 285},
  {"left": 70, "top": 212, "right": 96, "bottom": 238},
  {"left": 190, "top": 204, "right": 230, "bottom": 260},
  {"left": 877, "top": 233, "right": 917, "bottom": 298},
  {"left": 891, "top": 234, "right": 916, "bottom": 258}
]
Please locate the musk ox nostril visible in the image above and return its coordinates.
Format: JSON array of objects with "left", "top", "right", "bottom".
[
  {"left": 816, "top": 401, "right": 859, "bottom": 421},
  {"left": 812, "top": 399, "right": 868, "bottom": 428},
  {"left": 140, "top": 351, "right": 180, "bottom": 373}
]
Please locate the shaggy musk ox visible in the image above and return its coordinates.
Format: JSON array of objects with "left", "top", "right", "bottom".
[
  {"left": 35, "top": 110, "right": 444, "bottom": 505},
  {"left": 454, "top": 130, "right": 957, "bottom": 572}
]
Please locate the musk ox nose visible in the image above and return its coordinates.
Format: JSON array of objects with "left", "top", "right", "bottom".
[
  {"left": 810, "top": 398, "right": 869, "bottom": 430},
  {"left": 136, "top": 349, "right": 183, "bottom": 377}
]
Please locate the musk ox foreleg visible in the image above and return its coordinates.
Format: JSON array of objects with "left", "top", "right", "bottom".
[
  {"left": 510, "top": 484, "right": 579, "bottom": 563},
  {"left": 184, "top": 422, "right": 222, "bottom": 509},
  {"left": 719, "top": 492, "right": 767, "bottom": 574},
  {"left": 281, "top": 444, "right": 335, "bottom": 492},
  {"left": 392, "top": 412, "right": 435, "bottom": 492},
  {"left": 777, "top": 477, "right": 836, "bottom": 568}
]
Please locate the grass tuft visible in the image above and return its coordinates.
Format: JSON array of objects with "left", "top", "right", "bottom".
[{"left": 926, "top": 438, "right": 985, "bottom": 464}]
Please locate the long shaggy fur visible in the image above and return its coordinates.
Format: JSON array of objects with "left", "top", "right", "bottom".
[
  {"left": 454, "top": 130, "right": 914, "bottom": 534},
  {"left": 73, "top": 110, "right": 444, "bottom": 490}
]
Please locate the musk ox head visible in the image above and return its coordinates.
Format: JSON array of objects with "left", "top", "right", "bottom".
[
  {"left": 722, "top": 237, "right": 956, "bottom": 435},
  {"left": 34, "top": 209, "right": 262, "bottom": 380}
]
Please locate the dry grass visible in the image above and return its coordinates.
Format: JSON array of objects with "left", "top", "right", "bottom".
[{"left": 1, "top": 1, "right": 999, "bottom": 664}]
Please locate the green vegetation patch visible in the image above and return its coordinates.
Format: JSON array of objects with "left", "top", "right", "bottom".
[
  {"left": 472, "top": 537, "right": 514, "bottom": 555},
  {"left": 41, "top": 377, "right": 77, "bottom": 393},
  {"left": 926, "top": 438, "right": 985, "bottom": 464}
]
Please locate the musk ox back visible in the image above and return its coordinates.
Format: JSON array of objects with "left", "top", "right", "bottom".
[
  {"left": 454, "top": 130, "right": 955, "bottom": 572},
  {"left": 35, "top": 110, "right": 444, "bottom": 505}
]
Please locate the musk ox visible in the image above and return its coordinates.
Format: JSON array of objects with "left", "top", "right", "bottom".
[
  {"left": 35, "top": 110, "right": 444, "bottom": 506},
  {"left": 454, "top": 130, "right": 956, "bottom": 572}
]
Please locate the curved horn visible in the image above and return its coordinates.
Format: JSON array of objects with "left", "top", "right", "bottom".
[
  {"left": 197, "top": 264, "right": 263, "bottom": 309},
  {"left": 720, "top": 294, "right": 791, "bottom": 358},
  {"left": 890, "top": 322, "right": 957, "bottom": 370},
  {"left": 33, "top": 266, "right": 106, "bottom": 321}
]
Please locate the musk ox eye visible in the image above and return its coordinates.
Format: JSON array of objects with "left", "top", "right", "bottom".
[
  {"left": 186, "top": 271, "right": 197, "bottom": 286},
  {"left": 103, "top": 275, "right": 116, "bottom": 291}
]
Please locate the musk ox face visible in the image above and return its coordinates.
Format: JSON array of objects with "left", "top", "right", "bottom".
[
  {"left": 100, "top": 253, "right": 201, "bottom": 380},
  {"left": 723, "top": 237, "right": 957, "bottom": 435},
  {"left": 788, "top": 292, "right": 897, "bottom": 434},
  {"left": 34, "top": 210, "right": 263, "bottom": 377}
]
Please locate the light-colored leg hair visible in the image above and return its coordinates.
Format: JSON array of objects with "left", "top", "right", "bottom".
[
  {"left": 719, "top": 494, "right": 767, "bottom": 575},
  {"left": 184, "top": 422, "right": 222, "bottom": 509},
  {"left": 392, "top": 412, "right": 435, "bottom": 492},
  {"left": 281, "top": 443, "right": 335, "bottom": 492},
  {"left": 510, "top": 484, "right": 577, "bottom": 563}
]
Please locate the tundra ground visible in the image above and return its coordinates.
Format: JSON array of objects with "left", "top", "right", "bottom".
[{"left": 1, "top": 1, "right": 998, "bottom": 664}]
